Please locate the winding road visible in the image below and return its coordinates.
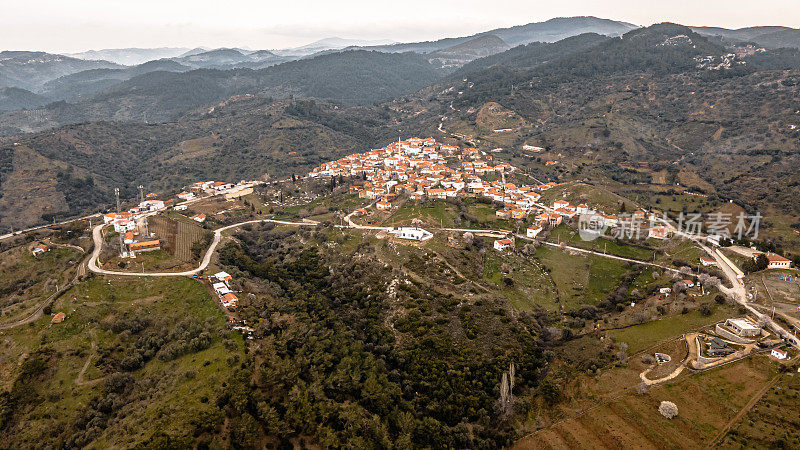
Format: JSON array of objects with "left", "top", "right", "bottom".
[
  {"left": 88, "top": 218, "right": 318, "bottom": 277},
  {"left": 654, "top": 218, "right": 800, "bottom": 350}
]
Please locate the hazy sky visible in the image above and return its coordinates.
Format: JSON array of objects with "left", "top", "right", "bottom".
[{"left": 3, "top": 0, "right": 800, "bottom": 53}]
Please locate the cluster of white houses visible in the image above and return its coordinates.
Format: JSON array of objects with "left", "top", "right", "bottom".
[
  {"left": 178, "top": 180, "right": 255, "bottom": 201},
  {"left": 212, "top": 271, "right": 238, "bottom": 309}
]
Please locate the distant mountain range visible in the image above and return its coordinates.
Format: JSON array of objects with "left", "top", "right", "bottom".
[
  {"left": 692, "top": 26, "right": 800, "bottom": 49},
  {"left": 3, "top": 16, "right": 800, "bottom": 128},
  {"left": 0, "top": 51, "right": 121, "bottom": 91},
  {"left": 0, "top": 50, "right": 442, "bottom": 133},
  {"left": 65, "top": 47, "right": 192, "bottom": 65},
  {"left": 357, "top": 16, "right": 638, "bottom": 54},
  {"left": 273, "top": 37, "right": 398, "bottom": 57},
  {"left": 1, "top": 22, "right": 799, "bottom": 232}
]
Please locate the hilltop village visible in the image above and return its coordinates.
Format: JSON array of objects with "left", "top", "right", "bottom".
[{"left": 309, "top": 137, "right": 663, "bottom": 241}]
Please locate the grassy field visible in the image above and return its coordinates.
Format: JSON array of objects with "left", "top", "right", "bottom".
[
  {"left": 546, "top": 224, "right": 656, "bottom": 261},
  {"left": 483, "top": 249, "right": 559, "bottom": 311},
  {"left": 538, "top": 182, "right": 639, "bottom": 215},
  {"left": 533, "top": 245, "right": 630, "bottom": 311},
  {"left": 385, "top": 198, "right": 515, "bottom": 230},
  {"left": 608, "top": 305, "right": 737, "bottom": 354},
  {"left": 0, "top": 244, "right": 82, "bottom": 326},
  {"left": 650, "top": 191, "right": 715, "bottom": 214},
  {"left": 0, "top": 276, "right": 244, "bottom": 448},
  {"left": 719, "top": 367, "right": 800, "bottom": 448}
]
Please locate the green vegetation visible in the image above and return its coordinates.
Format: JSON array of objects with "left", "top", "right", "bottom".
[
  {"left": 533, "top": 244, "right": 630, "bottom": 311},
  {"left": 608, "top": 305, "right": 736, "bottom": 353},
  {"left": 0, "top": 276, "right": 244, "bottom": 447},
  {"left": 215, "top": 223, "right": 546, "bottom": 447},
  {"left": 0, "top": 245, "right": 81, "bottom": 325}
]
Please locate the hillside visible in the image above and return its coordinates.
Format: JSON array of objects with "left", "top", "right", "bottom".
[
  {"left": 404, "top": 23, "right": 800, "bottom": 235},
  {"left": 39, "top": 60, "right": 192, "bottom": 102},
  {"left": 363, "top": 16, "right": 637, "bottom": 54},
  {"left": 0, "top": 51, "right": 121, "bottom": 92},
  {"left": 0, "top": 50, "right": 442, "bottom": 134},
  {"left": 455, "top": 32, "right": 609, "bottom": 75},
  {"left": 427, "top": 35, "right": 511, "bottom": 69},
  {"left": 0, "top": 87, "right": 50, "bottom": 112},
  {"left": 694, "top": 25, "right": 800, "bottom": 49},
  {"left": 0, "top": 97, "right": 399, "bottom": 232}
]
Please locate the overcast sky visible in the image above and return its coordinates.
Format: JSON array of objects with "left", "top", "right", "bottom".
[{"left": 3, "top": 0, "right": 800, "bottom": 53}]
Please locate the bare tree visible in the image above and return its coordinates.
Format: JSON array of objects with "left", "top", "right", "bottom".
[
  {"left": 617, "top": 342, "right": 629, "bottom": 363},
  {"left": 463, "top": 231, "right": 475, "bottom": 245},
  {"left": 659, "top": 401, "right": 679, "bottom": 419},
  {"left": 498, "top": 362, "right": 516, "bottom": 416}
]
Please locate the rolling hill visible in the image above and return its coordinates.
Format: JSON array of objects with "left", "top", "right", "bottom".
[
  {"left": 66, "top": 47, "right": 192, "bottom": 65},
  {"left": 693, "top": 25, "right": 800, "bottom": 49},
  {"left": 361, "top": 16, "right": 638, "bottom": 54},
  {"left": 426, "top": 35, "right": 511, "bottom": 69},
  {"left": 0, "top": 87, "right": 50, "bottom": 112},
  {"left": 0, "top": 50, "right": 443, "bottom": 134},
  {"left": 0, "top": 51, "right": 121, "bottom": 92}
]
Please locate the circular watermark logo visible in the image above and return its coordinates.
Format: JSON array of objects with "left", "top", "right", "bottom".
[{"left": 578, "top": 214, "right": 608, "bottom": 241}]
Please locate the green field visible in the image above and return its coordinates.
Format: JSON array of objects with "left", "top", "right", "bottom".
[
  {"left": 0, "top": 245, "right": 82, "bottom": 326},
  {"left": 547, "top": 224, "right": 656, "bottom": 261},
  {"left": 608, "top": 305, "right": 737, "bottom": 353},
  {"left": 533, "top": 244, "right": 630, "bottom": 311},
  {"left": 1, "top": 276, "right": 244, "bottom": 448}
]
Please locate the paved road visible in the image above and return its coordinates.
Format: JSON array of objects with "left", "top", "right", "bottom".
[
  {"left": 88, "top": 218, "right": 318, "bottom": 277},
  {"left": 655, "top": 219, "right": 800, "bottom": 349},
  {"left": 0, "top": 212, "right": 102, "bottom": 242}
]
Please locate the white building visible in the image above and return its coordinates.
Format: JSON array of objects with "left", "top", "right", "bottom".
[
  {"left": 113, "top": 219, "right": 136, "bottom": 233},
  {"left": 771, "top": 348, "right": 788, "bottom": 360},
  {"left": 388, "top": 227, "right": 433, "bottom": 241},
  {"left": 725, "top": 318, "right": 761, "bottom": 337},
  {"left": 212, "top": 282, "right": 231, "bottom": 296},
  {"left": 700, "top": 257, "right": 718, "bottom": 267},
  {"left": 215, "top": 271, "right": 232, "bottom": 284},
  {"left": 526, "top": 225, "right": 542, "bottom": 238},
  {"left": 494, "top": 238, "right": 514, "bottom": 251}
]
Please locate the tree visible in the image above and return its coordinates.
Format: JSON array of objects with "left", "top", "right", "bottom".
[
  {"left": 616, "top": 342, "right": 629, "bottom": 363},
  {"left": 497, "top": 362, "right": 515, "bottom": 416},
  {"left": 659, "top": 401, "right": 678, "bottom": 419},
  {"left": 636, "top": 382, "right": 650, "bottom": 395},
  {"left": 742, "top": 254, "right": 769, "bottom": 273}
]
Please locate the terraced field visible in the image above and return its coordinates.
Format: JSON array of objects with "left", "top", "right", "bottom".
[{"left": 516, "top": 356, "right": 778, "bottom": 449}]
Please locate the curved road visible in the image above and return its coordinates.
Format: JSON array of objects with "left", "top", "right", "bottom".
[
  {"left": 88, "top": 218, "right": 318, "bottom": 277},
  {"left": 655, "top": 219, "right": 799, "bottom": 349}
]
